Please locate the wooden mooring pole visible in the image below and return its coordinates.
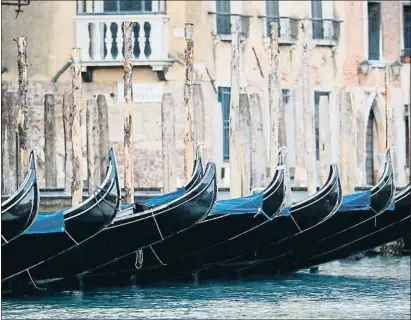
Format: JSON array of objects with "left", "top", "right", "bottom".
[
  {"left": 239, "top": 90, "right": 251, "bottom": 195},
  {"left": 44, "top": 94, "right": 57, "bottom": 188},
  {"left": 268, "top": 22, "right": 280, "bottom": 178},
  {"left": 97, "top": 94, "right": 109, "bottom": 183},
  {"left": 16, "top": 36, "right": 29, "bottom": 186},
  {"left": 319, "top": 95, "right": 330, "bottom": 186},
  {"left": 123, "top": 21, "right": 135, "bottom": 204},
  {"left": 193, "top": 83, "right": 205, "bottom": 151},
  {"left": 184, "top": 23, "right": 195, "bottom": 181},
  {"left": 86, "top": 99, "right": 100, "bottom": 194},
  {"left": 384, "top": 67, "right": 392, "bottom": 153},
  {"left": 161, "top": 93, "right": 177, "bottom": 193},
  {"left": 71, "top": 48, "right": 84, "bottom": 206},
  {"left": 63, "top": 93, "right": 73, "bottom": 194},
  {"left": 230, "top": 16, "right": 242, "bottom": 198}
]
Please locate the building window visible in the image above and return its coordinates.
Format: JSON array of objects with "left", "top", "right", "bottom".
[
  {"left": 265, "top": 0, "right": 279, "bottom": 36},
  {"left": 406, "top": 105, "right": 410, "bottom": 168},
  {"left": 311, "top": 0, "right": 323, "bottom": 40},
  {"left": 368, "top": 2, "right": 381, "bottom": 61},
  {"left": 103, "top": 0, "right": 152, "bottom": 13},
  {"left": 314, "top": 91, "right": 330, "bottom": 161},
  {"left": 218, "top": 87, "right": 231, "bottom": 161},
  {"left": 216, "top": 0, "right": 231, "bottom": 35},
  {"left": 403, "top": 5, "right": 411, "bottom": 59}
]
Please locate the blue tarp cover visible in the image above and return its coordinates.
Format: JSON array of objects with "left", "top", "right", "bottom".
[
  {"left": 23, "top": 210, "right": 66, "bottom": 235},
  {"left": 120, "top": 187, "right": 185, "bottom": 210},
  {"left": 387, "top": 202, "right": 396, "bottom": 211},
  {"left": 278, "top": 205, "right": 291, "bottom": 217},
  {"left": 339, "top": 191, "right": 371, "bottom": 212},
  {"left": 210, "top": 192, "right": 263, "bottom": 215}
]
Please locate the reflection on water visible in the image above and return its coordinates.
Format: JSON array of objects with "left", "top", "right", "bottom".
[{"left": 2, "top": 256, "right": 410, "bottom": 319}]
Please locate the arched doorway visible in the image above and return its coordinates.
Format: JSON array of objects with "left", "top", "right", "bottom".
[{"left": 366, "top": 108, "right": 376, "bottom": 185}]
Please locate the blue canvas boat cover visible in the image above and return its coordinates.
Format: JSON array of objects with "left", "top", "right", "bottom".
[
  {"left": 339, "top": 191, "right": 371, "bottom": 212},
  {"left": 278, "top": 205, "right": 291, "bottom": 217},
  {"left": 23, "top": 210, "right": 66, "bottom": 235},
  {"left": 387, "top": 202, "right": 396, "bottom": 211},
  {"left": 210, "top": 192, "right": 263, "bottom": 215},
  {"left": 120, "top": 187, "right": 185, "bottom": 210}
]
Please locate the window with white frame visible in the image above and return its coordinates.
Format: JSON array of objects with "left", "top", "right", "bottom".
[
  {"left": 403, "top": 4, "right": 411, "bottom": 58},
  {"left": 310, "top": 0, "right": 336, "bottom": 41},
  {"left": 367, "top": 1, "right": 382, "bottom": 61},
  {"left": 215, "top": 0, "right": 231, "bottom": 35},
  {"left": 103, "top": 0, "right": 153, "bottom": 13}
]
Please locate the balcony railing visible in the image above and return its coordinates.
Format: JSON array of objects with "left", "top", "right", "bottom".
[
  {"left": 208, "top": 12, "right": 251, "bottom": 39},
  {"left": 310, "top": 18, "right": 341, "bottom": 45},
  {"left": 258, "top": 15, "right": 300, "bottom": 44},
  {"left": 75, "top": 4, "right": 171, "bottom": 74}
]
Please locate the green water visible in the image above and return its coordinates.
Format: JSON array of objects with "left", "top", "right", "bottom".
[{"left": 2, "top": 256, "right": 410, "bottom": 319}]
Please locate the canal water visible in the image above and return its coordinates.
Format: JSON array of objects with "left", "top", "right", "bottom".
[{"left": 2, "top": 256, "right": 410, "bottom": 319}]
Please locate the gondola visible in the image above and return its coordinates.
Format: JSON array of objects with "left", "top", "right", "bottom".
[
  {"left": 234, "top": 149, "right": 395, "bottom": 277},
  {"left": 169, "top": 162, "right": 343, "bottom": 282},
  {"left": 2, "top": 148, "right": 121, "bottom": 286},
  {"left": 2, "top": 151, "right": 39, "bottom": 245},
  {"left": 14, "top": 159, "right": 217, "bottom": 292},
  {"left": 45, "top": 148, "right": 288, "bottom": 289},
  {"left": 284, "top": 183, "right": 410, "bottom": 273}
]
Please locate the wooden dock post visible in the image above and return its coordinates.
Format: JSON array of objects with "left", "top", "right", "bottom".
[
  {"left": 183, "top": 23, "right": 195, "bottom": 181},
  {"left": 384, "top": 67, "right": 392, "bottom": 152},
  {"left": 44, "top": 94, "right": 57, "bottom": 188},
  {"left": 97, "top": 94, "right": 109, "bottom": 183},
  {"left": 340, "top": 91, "right": 356, "bottom": 194},
  {"left": 86, "top": 99, "right": 100, "bottom": 194},
  {"left": 1, "top": 92, "right": 18, "bottom": 195},
  {"left": 319, "top": 95, "right": 330, "bottom": 186},
  {"left": 230, "top": 16, "right": 242, "bottom": 198},
  {"left": 239, "top": 91, "right": 251, "bottom": 195},
  {"left": 63, "top": 93, "right": 73, "bottom": 194},
  {"left": 16, "top": 36, "right": 29, "bottom": 186},
  {"left": 268, "top": 22, "right": 280, "bottom": 177},
  {"left": 249, "top": 93, "right": 267, "bottom": 188},
  {"left": 300, "top": 19, "right": 317, "bottom": 196},
  {"left": 193, "top": 83, "right": 205, "bottom": 151},
  {"left": 123, "top": 21, "right": 135, "bottom": 204},
  {"left": 161, "top": 93, "right": 177, "bottom": 193},
  {"left": 70, "top": 48, "right": 84, "bottom": 206}
]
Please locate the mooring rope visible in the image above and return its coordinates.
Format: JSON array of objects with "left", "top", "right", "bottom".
[
  {"left": 134, "top": 248, "right": 144, "bottom": 270},
  {"left": 253, "top": 207, "right": 273, "bottom": 221},
  {"left": 288, "top": 212, "right": 302, "bottom": 232},
  {"left": 150, "top": 246, "right": 167, "bottom": 266},
  {"left": 2, "top": 235, "right": 9, "bottom": 244},
  {"left": 27, "top": 270, "right": 47, "bottom": 291},
  {"left": 65, "top": 230, "right": 79, "bottom": 245},
  {"left": 150, "top": 207, "right": 164, "bottom": 241}
]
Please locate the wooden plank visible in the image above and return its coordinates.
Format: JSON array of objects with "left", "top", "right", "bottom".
[
  {"left": 16, "top": 36, "right": 29, "bottom": 186},
  {"left": 86, "top": 99, "right": 100, "bottom": 194},
  {"left": 239, "top": 91, "right": 251, "bottom": 195},
  {"left": 161, "top": 93, "right": 177, "bottom": 193},
  {"left": 183, "top": 23, "right": 195, "bottom": 181},
  {"left": 268, "top": 22, "right": 280, "bottom": 178},
  {"left": 229, "top": 16, "right": 241, "bottom": 198},
  {"left": 70, "top": 47, "right": 84, "bottom": 206},
  {"left": 62, "top": 93, "right": 73, "bottom": 194},
  {"left": 44, "top": 94, "right": 57, "bottom": 188},
  {"left": 97, "top": 94, "right": 109, "bottom": 183},
  {"left": 1, "top": 91, "right": 18, "bottom": 195},
  {"left": 319, "top": 95, "right": 330, "bottom": 186},
  {"left": 301, "top": 19, "right": 317, "bottom": 196},
  {"left": 249, "top": 93, "right": 267, "bottom": 188},
  {"left": 122, "top": 21, "right": 135, "bottom": 204},
  {"left": 193, "top": 83, "right": 205, "bottom": 150}
]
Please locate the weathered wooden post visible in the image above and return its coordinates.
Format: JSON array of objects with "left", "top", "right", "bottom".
[
  {"left": 268, "top": 22, "right": 280, "bottom": 177},
  {"left": 1, "top": 92, "right": 18, "bottom": 195},
  {"left": 230, "top": 16, "right": 242, "bottom": 198},
  {"left": 16, "top": 36, "right": 29, "bottom": 186},
  {"left": 44, "top": 94, "right": 57, "bottom": 188},
  {"left": 161, "top": 93, "right": 177, "bottom": 193},
  {"left": 319, "top": 95, "right": 330, "bottom": 186},
  {"left": 384, "top": 66, "right": 392, "bottom": 151},
  {"left": 340, "top": 91, "right": 356, "bottom": 194},
  {"left": 71, "top": 48, "right": 84, "bottom": 206},
  {"left": 86, "top": 99, "right": 100, "bottom": 194},
  {"left": 239, "top": 91, "right": 251, "bottom": 195},
  {"left": 63, "top": 93, "right": 73, "bottom": 194},
  {"left": 122, "top": 21, "right": 135, "bottom": 204},
  {"left": 249, "top": 93, "right": 267, "bottom": 188},
  {"left": 193, "top": 83, "right": 205, "bottom": 151},
  {"left": 183, "top": 23, "right": 195, "bottom": 181},
  {"left": 278, "top": 93, "right": 286, "bottom": 148},
  {"left": 97, "top": 94, "right": 109, "bottom": 183},
  {"left": 301, "top": 19, "right": 317, "bottom": 196}
]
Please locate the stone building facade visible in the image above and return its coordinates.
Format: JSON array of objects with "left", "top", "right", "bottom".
[{"left": 1, "top": 0, "right": 410, "bottom": 193}]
